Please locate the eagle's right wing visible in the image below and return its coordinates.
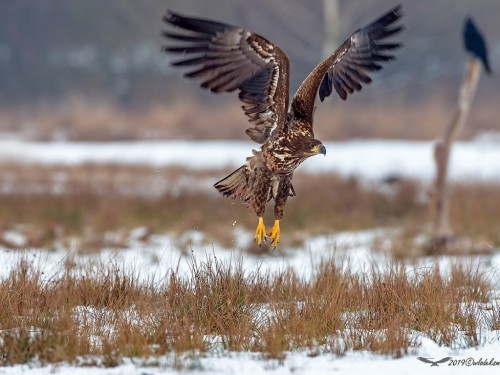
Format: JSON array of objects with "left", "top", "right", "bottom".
[
  {"left": 163, "top": 11, "right": 290, "bottom": 144},
  {"left": 436, "top": 357, "right": 452, "bottom": 364}
]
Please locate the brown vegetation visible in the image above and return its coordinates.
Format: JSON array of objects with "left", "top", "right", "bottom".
[
  {"left": 0, "top": 163, "right": 424, "bottom": 251},
  {"left": 0, "top": 254, "right": 496, "bottom": 367},
  {"left": 448, "top": 182, "right": 500, "bottom": 245},
  {"left": 0, "top": 162, "right": 498, "bottom": 367},
  {"left": 1, "top": 95, "right": 497, "bottom": 142},
  {"left": 0, "top": 163, "right": 498, "bottom": 252}
]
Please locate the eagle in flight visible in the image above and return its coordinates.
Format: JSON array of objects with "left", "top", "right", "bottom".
[{"left": 163, "top": 5, "right": 403, "bottom": 249}]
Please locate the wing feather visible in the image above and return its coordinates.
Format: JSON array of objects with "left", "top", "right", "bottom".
[
  {"left": 319, "top": 7, "right": 403, "bottom": 102},
  {"left": 163, "top": 11, "right": 290, "bottom": 144},
  {"left": 290, "top": 5, "right": 403, "bottom": 123},
  {"left": 165, "top": 45, "right": 210, "bottom": 54},
  {"left": 162, "top": 32, "right": 212, "bottom": 43},
  {"left": 437, "top": 357, "right": 452, "bottom": 364},
  {"left": 417, "top": 358, "right": 433, "bottom": 364}
]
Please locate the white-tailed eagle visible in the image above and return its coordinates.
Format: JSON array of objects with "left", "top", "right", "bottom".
[{"left": 163, "top": 5, "right": 403, "bottom": 248}]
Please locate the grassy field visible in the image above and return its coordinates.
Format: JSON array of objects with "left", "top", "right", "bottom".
[
  {"left": 0, "top": 163, "right": 498, "bottom": 252},
  {"left": 0, "top": 163, "right": 498, "bottom": 367},
  {"left": 0, "top": 254, "right": 497, "bottom": 366}
]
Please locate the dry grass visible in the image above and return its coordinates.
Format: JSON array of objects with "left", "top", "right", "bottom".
[
  {"left": 0, "top": 255, "right": 496, "bottom": 366},
  {"left": 448, "top": 182, "right": 500, "bottom": 245},
  {"left": 0, "top": 163, "right": 428, "bottom": 251},
  {"left": 0, "top": 163, "right": 498, "bottom": 252},
  {"left": 0, "top": 97, "right": 245, "bottom": 142},
  {"left": 1, "top": 95, "right": 498, "bottom": 141}
]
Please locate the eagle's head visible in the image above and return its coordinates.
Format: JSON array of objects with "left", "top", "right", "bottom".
[{"left": 300, "top": 138, "right": 326, "bottom": 158}]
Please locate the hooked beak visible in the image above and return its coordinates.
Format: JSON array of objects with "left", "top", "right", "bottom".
[{"left": 311, "top": 144, "right": 327, "bottom": 156}]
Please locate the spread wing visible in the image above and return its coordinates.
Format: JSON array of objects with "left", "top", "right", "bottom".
[
  {"left": 417, "top": 357, "right": 434, "bottom": 364},
  {"left": 162, "top": 11, "right": 290, "bottom": 144},
  {"left": 436, "top": 357, "right": 452, "bottom": 364},
  {"left": 291, "top": 5, "right": 403, "bottom": 124}
]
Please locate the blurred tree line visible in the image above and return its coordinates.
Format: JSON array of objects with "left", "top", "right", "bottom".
[{"left": 0, "top": 0, "right": 498, "bottom": 106}]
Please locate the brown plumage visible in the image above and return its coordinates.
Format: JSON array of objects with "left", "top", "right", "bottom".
[{"left": 162, "top": 5, "right": 403, "bottom": 248}]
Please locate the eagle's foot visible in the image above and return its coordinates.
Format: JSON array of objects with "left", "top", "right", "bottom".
[
  {"left": 267, "top": 220, "right": 280, "bottom": 250},
  {"left": 254, "top": 217, "right": 267, "bottom": 248}
]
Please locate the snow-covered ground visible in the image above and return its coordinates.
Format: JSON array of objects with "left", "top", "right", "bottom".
[
  {"left": 1, "top": 229, "right": 499, "bottom": 374},
  {"left": 1, "top": 341, "right": 500, "bottom": 375},
  {"left": 0, "top": 139, "right": 500, "bottom": 181},
  {"left": 2, "top": 228, "right": 498, "bottom": 284},
  {"left": 1, "top": 137, "right": 499, "bottom": 373}
]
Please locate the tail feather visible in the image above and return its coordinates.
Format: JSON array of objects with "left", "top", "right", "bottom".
[{"left": 214, "top": 166, "right": 250, "bottom": 202}]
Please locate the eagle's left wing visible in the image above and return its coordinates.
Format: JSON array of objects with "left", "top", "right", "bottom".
[
  {"left": 417, "top": 357, "right": 433, "bottom": 364},
  {"left": 291, "top": 5, "right": 403, "bottom": 124}
]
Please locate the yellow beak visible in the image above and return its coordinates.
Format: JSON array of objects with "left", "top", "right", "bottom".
[{"left": 310, "top": 144, "right": 327, "bottom": 155}]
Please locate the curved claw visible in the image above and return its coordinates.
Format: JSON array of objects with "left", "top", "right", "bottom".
[
  {"left": 254, "top": 217, "right": 267, "bottom": 247},
  {"left": 267, "top": 220, "right": 280, "bottom": 249}
]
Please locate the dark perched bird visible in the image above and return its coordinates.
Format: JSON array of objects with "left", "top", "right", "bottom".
[
  {"left": 162, "top": 6, "right": 403, "bottom": 248},
  {"left": 464, "top": 17, "right": 491, "bottom": 74}
]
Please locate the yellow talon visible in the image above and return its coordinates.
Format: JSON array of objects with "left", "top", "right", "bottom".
[
  {"left": 254, "top": 217, "right": 267, "bottom": 247},
  {"left": 267, "top": 220, "right": 280, "bottom": 249}
]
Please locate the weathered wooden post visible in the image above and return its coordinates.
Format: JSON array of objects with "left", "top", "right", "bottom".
[{"left": 431, "top": 17, "right": 491, "bottom": 252}]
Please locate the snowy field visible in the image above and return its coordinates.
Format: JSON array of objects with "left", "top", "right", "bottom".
[
  {"left": 0, "top": 343, "right": 499, "bottom": 375},
  {"left": 0, "top": 138, "right": 500, "bottom": 181},
  {"left": 1, "top": 138, "right": 499, "bottom": 374},
  {"left": 2, "top": 228, "right": 499, "bottom": 285},
  {"left": 1, "top": 229, "right": 499, "bottom": 375}
]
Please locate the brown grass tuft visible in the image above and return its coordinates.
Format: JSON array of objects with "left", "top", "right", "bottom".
[{"left": 0, "top": 253, "right": 496, "bottom": 366}]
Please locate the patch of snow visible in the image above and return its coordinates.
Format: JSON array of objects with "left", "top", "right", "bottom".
[
  {"left": 475, "top": 131, "right": 500, "bottom": 144},
  {"left": 1, "top": 228, "right": 498, "bottom": 287},
  {"left": 0, "top": 140, "right": 499, "bottom": 181},
  {"left": 1, "top": 230, "right": 27, "bottom": 248},
  {"left": 1, "top": 340, "right": 499, "bottom": 374},
  {"left": 0, "top": 228, "right": 499, "bottom": 374}
]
